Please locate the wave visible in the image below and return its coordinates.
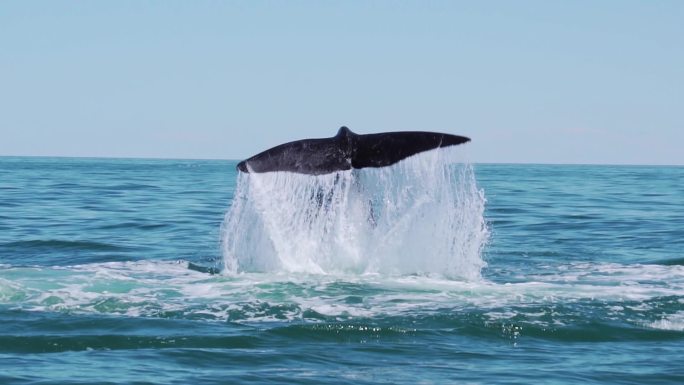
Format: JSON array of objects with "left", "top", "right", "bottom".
[
  {"left": 0, "top": 239, "right": 127, "bottom": 252},
  {"left": 656, "top": 257, "right": 684, "bottom": 266},
  {"left": 95, "top": 222, "right": 169, "bottom": 231}
]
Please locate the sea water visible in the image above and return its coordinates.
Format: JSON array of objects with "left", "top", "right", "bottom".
[{"left": 0, "top": 156, "right": 683, "bottom": 384}]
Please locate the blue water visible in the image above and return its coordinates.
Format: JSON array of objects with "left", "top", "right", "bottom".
[{"left": 1, "top": 156, "right": 683, "bottom": 384}]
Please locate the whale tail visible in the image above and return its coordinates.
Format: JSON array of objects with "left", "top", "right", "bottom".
[{"left": 237, "top": 126, "right": 470, "bottom": 175}]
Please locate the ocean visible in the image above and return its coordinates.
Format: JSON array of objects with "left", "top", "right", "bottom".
[{"left": 0, "top": 155, "right": 682, "bottom": 384}]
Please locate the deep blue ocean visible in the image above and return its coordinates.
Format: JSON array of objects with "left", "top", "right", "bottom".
[{"left": 1, "top": 156, "right": 683, "bottom": 384}]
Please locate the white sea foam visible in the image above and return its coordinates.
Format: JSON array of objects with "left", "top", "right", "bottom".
[
  {"left": 646, "top": 311, "right": 684, "bottom": 331},
  {"left": 1, "top": 260, "right": 683, "bottom": 328},
  {"left": 220, "top": 147, "right": 488, "bottom": 280}
]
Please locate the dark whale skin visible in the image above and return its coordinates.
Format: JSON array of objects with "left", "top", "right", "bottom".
[{"left": 237, "top": 127, "right": 470, "bottom": 175}]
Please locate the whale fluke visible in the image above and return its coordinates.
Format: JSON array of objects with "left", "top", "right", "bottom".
[{"left": 237, "top": 126, "right": 470, "bottom": 175}]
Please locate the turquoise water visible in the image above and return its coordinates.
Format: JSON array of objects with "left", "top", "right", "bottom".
[{"left": 1, "top": 156, "right": 683, "bottom": 384}]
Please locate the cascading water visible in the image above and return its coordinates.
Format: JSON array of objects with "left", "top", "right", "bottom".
[{"left": 220, "top": 147, "right": 488, "bottom": 280}]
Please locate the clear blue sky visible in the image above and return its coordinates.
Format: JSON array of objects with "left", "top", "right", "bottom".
[{"left": 2, "top": 1, "right": 682, "bottom": 164}]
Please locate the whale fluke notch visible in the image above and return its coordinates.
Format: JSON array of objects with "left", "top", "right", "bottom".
[{"left": 237, "top": 126, "right": 470, "bottom": 175}]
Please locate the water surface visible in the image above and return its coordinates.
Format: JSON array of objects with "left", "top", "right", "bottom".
[{"left": 1, "top": 157, "right": 682, "bottom": 384}]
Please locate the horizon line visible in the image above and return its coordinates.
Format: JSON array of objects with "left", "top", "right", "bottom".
[{"left": 1, "top": 154, "right": 682, "bottom": 168}]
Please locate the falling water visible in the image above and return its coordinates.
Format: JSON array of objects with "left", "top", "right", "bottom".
[{"left": 220, "top": 147, "right": 488, "bottom": 280}]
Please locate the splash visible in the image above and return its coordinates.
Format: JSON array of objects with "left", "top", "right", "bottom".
[{"left": 220, "top": 147, "right": 488, "bottom": 280}]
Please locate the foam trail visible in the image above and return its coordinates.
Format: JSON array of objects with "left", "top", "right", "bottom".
[{"left": 221, "top": 148, "right": 488, "bottom": 280}]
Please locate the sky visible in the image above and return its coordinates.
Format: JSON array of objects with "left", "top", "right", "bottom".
[{"left": 1, "top": 1, "right": 682, "bottom": 165}]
